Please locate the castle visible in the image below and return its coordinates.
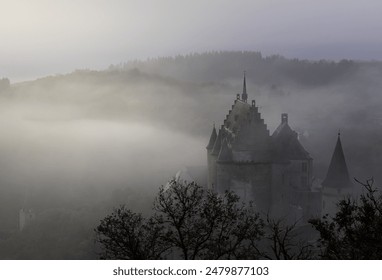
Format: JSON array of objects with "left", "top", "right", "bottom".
[{"left": 206, "top": 74, "right": 322, "bottom": 221}]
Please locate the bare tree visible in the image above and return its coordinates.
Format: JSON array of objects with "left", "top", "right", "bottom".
[
  {"left": 95, "top": 180, "right": 318, "bottom": 260},
  {"left": 262, "top": 217, "right": 315, "bottom": 260},
  {"left": 95, "top": 206, "right": 169, "bottom": 259},
  {"left": 153, "top": 180, "right": 264, "bottom": 259},
  {"left": 95, "top": 180, "right": 264, "bottom": 259}
]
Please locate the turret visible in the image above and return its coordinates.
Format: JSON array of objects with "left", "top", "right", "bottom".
[
  {"left": 206, "top": 124, "right": 217, "bottom": 150},
  {"left": 322, "top": 132, "right": 353, "bottom": 216}
]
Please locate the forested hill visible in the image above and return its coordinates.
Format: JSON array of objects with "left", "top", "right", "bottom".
[{"left": 112, "top": 51, "right": 364, "bottom": 86}]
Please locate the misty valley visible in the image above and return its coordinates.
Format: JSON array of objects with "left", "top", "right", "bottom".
[{"left": 0, "top": 52, "right": 381, "bottom": 259}]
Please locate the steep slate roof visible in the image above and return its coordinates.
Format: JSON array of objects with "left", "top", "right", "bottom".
[
  {"left": 224, "top": 99, "right": 251, "bottom": 134},
  {"left": 272, "top": 114, "right": 311, "bottom": 161},
  {"left": 209, "top": 74, "right": 272, "bottom": 163},
  {"left": 223, "top": 98, "right": 272, "bottom": 161},
  {"left": 322, "top": 133, "right": 352, "bottom": 189},
  {"left": 206, "top": 125, "right": 217, "bottom": 150}
]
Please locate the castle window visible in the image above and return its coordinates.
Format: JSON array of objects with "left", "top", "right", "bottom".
[{"left": 302, "top": 162, "right": 308, "bottom": 173}]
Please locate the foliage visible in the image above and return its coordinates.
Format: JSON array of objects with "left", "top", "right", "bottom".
[
  {"left": 310, "top": 178, "right": 382, "bottom": 259},
  {"left": 120, "top": 51, "right": 359, "bottom": 86}
]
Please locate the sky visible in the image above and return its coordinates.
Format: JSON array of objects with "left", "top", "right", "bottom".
[{"left": 1, "top": 0, "right": 382, "bottom": 82}]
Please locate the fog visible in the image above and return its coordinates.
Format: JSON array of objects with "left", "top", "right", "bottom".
[
  {"left": 1, "top": 0, "right": 381, "bottom": 261},
  {"left": 0, "top": 76, "right": 207, "bottom": 258},
  {"left": 0, "top": 52, "right": 382, "bottom": 258},
  {"left": 0, "top": 94, "right": 206, "bottom": 222}
]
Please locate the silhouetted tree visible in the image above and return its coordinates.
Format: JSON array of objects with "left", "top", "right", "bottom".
[
  {"left": 153, "top": 180, "right": 264, "bottom": 259},
  {"left": 95, "top": 180, "right": 265, "bottom": 259},
  {"left": 95, "top": 206, "right": 168, "bottom": 259},
  {"left": 310, "top": 178, "right": 382, "bottom": 259},
  {"left": 96, "top": 180, "right": 324, "bottom": 260},
  {"left": 263, "top": 217, "right": 315, "bottom": 260}
]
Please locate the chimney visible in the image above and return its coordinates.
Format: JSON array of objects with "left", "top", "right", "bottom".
[
  {"left": 251, "top": 100, "right": 256, "bottom": 106},
  {"left": 236, "top": 93, "right": 240, "bottom": 100}
]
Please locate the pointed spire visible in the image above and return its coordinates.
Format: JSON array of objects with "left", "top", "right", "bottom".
[
  {"left": 322, "top": 132, "right": 352, "bottom": 189},
  {"left": 242, "top": 71, "right": 248, "bottom": 102},
  {"left": 206, "top": 124, "right": 217, "bottom": 150}
]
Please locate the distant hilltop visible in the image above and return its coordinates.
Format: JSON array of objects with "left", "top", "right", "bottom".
[{"left": 111, "top": 51, "right": 362, "bottom": 86}]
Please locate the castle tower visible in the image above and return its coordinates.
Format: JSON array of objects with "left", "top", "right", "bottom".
[
  {"left": 216, "top": 138, "right": 234, "bottom": 195},
  {"left": 322, "top": 132, "right": 353, "bottom": 216},
  {"left": 207, "top": 126, "right": 223, "bottom": 190},
  {"left": 271, "top": 113, "right": 319, "bottom": 220},
  {"left": 272, "top": 113, "right": 313, "bottom": 190}
]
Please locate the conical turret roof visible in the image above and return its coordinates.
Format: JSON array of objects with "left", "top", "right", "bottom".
[
  {"left": 322, "top": 133, "right": 352, "bottom": 189},
  {"left": 206, "top": 125, "right": 217, "bottom": 150}
]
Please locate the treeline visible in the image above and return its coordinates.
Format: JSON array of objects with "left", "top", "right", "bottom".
[
  {"left": 110, "top": 51, "right": 361, "bottom": 86},
  {"left": 96, "top": 179, "right": 382, "bottom": 260}
]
